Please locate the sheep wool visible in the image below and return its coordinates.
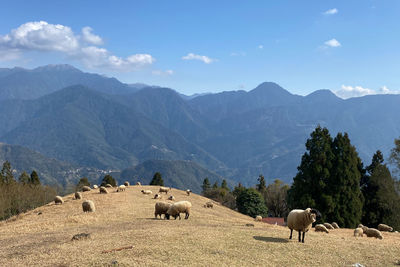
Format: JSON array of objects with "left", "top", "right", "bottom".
[
  {"left": 255, "top": 215, "right": 263, "bottom": 222},
  {"left": 93, "top": 185, "right": 98, "bottom": 189},
  {"left": 166, "top": 201, "right": 192, "bottom": 220},
  {"left": 117, "top": 185, "right": 126, "bottom": 192},
  {"left": 354, "top": 227, "right": 363, "bottom": 237},
  {"left": 99, "top": 186, "right": 108, "bottom": 194},
  {"left": 124, "top": 181, "right": 130, "bottom": 187},
  {"left": 154, "top": 193, "right": 162, "bottom": 199},
  {"left": 331, "top": 222, "right": 340, "bottom": 229},
  {"left": 82, "top": 200, "right": 95, "bottom": 212},
  {"left": 186, "top": 189, "right": 191, "bottom": 196},
  {"left": 159, "top": 187, "right": 170, "bottom": 194},
  {"left": 136, "top": 182, "right": 141, "bottom": 186},
  {"left": 323, "top": 223, "right": 335, "bottom": 230},
  {"left": 287, "top": 208, "right": 319, "bottom": 243},
  {"left": 141, "top": 190, "right": 152, "bottom": 195},
  {"left": 54, "top": 196, "right": 63, "bottom": 205},
  {"left": 364, "top": 228, "right": 383, "bottom": 239},
  {"left": 154, "top": 202, "right": 172, "bottom": 219},
  {"left": 74, "top": 192, "right": 82, "bottom": 200},
  {"left": 378, "top": 223, "right": 393, "bottom": 232},
  {"left": 82, "top": 186, "right": 91, "bottom": 192},
  {"left": 315, "top": 224, "right": 329, "bottom": 233},
  {"left": 105, "top": 184, "right": 112, "bottom": 188}
]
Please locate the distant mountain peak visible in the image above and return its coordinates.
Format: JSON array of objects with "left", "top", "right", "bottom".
[
  {"left": 305, "top": 89, "right": 341, "bottom": 102},
  {"left": 250, "top": 82, "right": 292, "bottom": 96},
  {"left": 33, "top": 64, "right": 81, "bottom": 72}
]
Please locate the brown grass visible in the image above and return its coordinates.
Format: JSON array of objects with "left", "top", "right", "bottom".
[{"left": 0, "top": 185, "right": 399, "bottom": 266}]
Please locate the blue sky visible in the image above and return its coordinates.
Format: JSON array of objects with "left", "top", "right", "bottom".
[{"left": 0, "top": 0, "right": 400, "bottom": 97}]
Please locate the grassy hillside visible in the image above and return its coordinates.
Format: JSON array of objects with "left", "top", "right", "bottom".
[{"left": 0, "top": 186, "right": 399, "bottom": 266}]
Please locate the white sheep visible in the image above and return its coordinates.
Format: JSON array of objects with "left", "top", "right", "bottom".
[
  {"left": 159, "top": 187, "right": 170, "bottom": 194},
  {"left": 54, "top": 196, "right": 64, "bottom": 205},
  {"left": 117, "top": 185, "right": 126, "bottom": 192},
  {"left": 154, "top": 193, "right": 162, "bottom": 199},
  {"left": 154, "top": 202, "right": 172, "bottom": 219},
  {"left": 93, "top": 185, "right": 98, "bottom": 189},
  {"left": 124, "top": 181, "right": 130, "bottom": 187},
  {"left": 255, "top": 215, "right": 263, "bottom": 222},
  {"left": 378, "top": 223, "right": 393, "bottom": 232},
  {"left": 82, "top": 200, "right": 95, "bottom": 212},
  {"left": 136, "top": 182, "right": 141, "bottom": 186},
  {"left": 166, "top": 201, "right": 192, "bottom": 220},
  {"left": 186, "top": 189, "right": 192, "bottom": 196},
  {"left": 141, "top": 190, "right": 152, "bottom": 195},
  {"left": 354, "top": 227, "right": 363, "bottom": 237},
  {"left": 287, "top": 208, "right": 320, "bottom": 243},
  {"left": 74, "top": 192, "right": 82, "bottom": 200},
  {"left": 331, "top": 222, "right": 340, "bottom": 229},
  {"left": 364, "top": 228, "right": 383, "bottom": 239},
  {"left": 168, "top": 195, "right": 175, "bottom": 201},
  {"left": 323, "top": 223, "right": 335, "bottom": 230},
  {"left": 314, "top": 224, "right": 329, "bottom": 233},
  {"left": 99, "top": 186, "right": 108, "bottom": 194},
  {"left": 82, "top": 186, "right": 91, "bottom": 192}
]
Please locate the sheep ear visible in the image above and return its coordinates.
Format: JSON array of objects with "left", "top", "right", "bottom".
[{"left": 305, "top": 208, "right": 311, "bottom": 213}]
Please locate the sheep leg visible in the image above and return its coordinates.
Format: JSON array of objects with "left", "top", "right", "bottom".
[
  {"left": 298, "top": 231, "right": 301, "bottom": 242},
  {"left": 301, "top": 232, "right": 305, "bottom": 243},
  {"left": 185, "top": 212, "right": 189, "bottom": 219},
  {"left": 289, "top": 229, "right": 293, "bottom": 239}
]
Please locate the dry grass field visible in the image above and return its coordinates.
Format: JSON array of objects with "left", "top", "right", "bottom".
[{"left": 0, "top": 185, "right": 399, "bottom": 267}]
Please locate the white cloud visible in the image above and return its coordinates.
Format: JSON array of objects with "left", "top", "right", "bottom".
[
  {"left": 324, "top": 8, "right": 338, "bottom": 15},
  {"left": 0, "top": 21, "right": 154, "bottom": 71},
  {"left": 335, "top": 85, "right": 400, "bottom": 99},
  {"left": 152, "top": 69, "right": 174, "bottom": 76},
  {"left": 182, "top": 53, "right": 214, "bottom": 64},
  {"left": 81, "top": 26, "right": 103, "bottom": 45},
  {"left": 258, "top": 45, "right": 264, "bottom": 49},
  {"left": 324, "top": 38, "right": 341, "bottom": 47}
]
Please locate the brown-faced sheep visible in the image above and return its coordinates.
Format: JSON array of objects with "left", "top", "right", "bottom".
[
  {"left": 136, "top": 182, "right": 141, "bottom": 186},
  {"left": 117, "top": 185, "right": 126, "bottom": 192},
  {"left": 204, "top": 201, "right": 213, "bottom": 208},
  {"left": 331, "top": 222, "right": 339, "bottom": 229},
  {"left": 354, "top": 227, "right": 363, "bottom": 237},
  {"left": 186, "top": 189, "right": 192, "bottom": 196},
  {"left": 364, "top": 228, "right": 383, "bottom": 239},
  {"left": 82, "top": 200, "right": 95, "bottom": 212},
  {"left": 255, "top": 215, "right": 263, "bottom": 222},
  {"left": 82, "top": 186, "right": 91, "bottom": 192},
  {"left": 378, "top": 223, "right": 393, "bottom": 232},
  {"left": 154, "top": 202, "right": 172, "bottom": 219},
  {"left": 315, "top": 224, "right": 329, "bottom": 233},
  {"left": 323, "top": 223, "right": 335, "bottom": 230},
  {"left": 166, "top": 201, "right": 192, "bottom": 220},
  {"left": 93, "top": 185, "right": 98, "bottom": 189},
  {"left": 54, "top": 196, "right": 63, "bottom": 205},
  {"left": 141, "top": 190, "right": 152, "bottom": 195},
  {"left": 287, "top": 208, "right": 321, "bottom": 243},
  {"left": 74, "top": 192, "right": 82, "bottom": 200},
  {"left": 168, "top": 195, "right": 175, "bottom": 201},
  {"left": 159, "top": 187, "right": 170, "bottom": 194},
  {"left": 124, "top": 181, "right": 130, "bottom": 187},
  {"left": 99, "top": 186, "right": 108, "bottom": 194},
  {"left": 154, "top": 193, "right": 162, "bottom": 199}
]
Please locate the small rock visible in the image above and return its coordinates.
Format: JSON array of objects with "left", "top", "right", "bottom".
[
  {"left": 245, "top": 223, "right": 255, "bottom": 227},
  {"left": 71, "top": 233, "right": 91, "bottom": 241},
  {"left": 352, "top": 263, "right": 365, "bottom": 267}
]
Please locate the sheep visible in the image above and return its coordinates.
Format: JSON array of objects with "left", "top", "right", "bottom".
[
  {"left": 287, "top": 208, "right": 321, "bottom": 243},
  {"left": 54, "top": 196, "right": 63, "bottom": 205},
  {"left": 165, "top": 201, "right": 192, "bottom": 220},
  {"left": 354, "top": 227, "right": 363, "bottom": 237},
  {"left": 105, "top": 184, "right": 112, "bottom": 188},
  {"left": 74, "top": 192, "right": 82, "bottom": 200},
  {"left": 124, "top": 181, "right": 130, "bottom": 187},
  {"left": 154, "top": 202, "right": 172, "bottom": 219},
  {"left": 186, "top": 189, "right": 192, "bottom": 196},
  {"left": 99, "top": 186, "right": 108, "bottom": 194},
  {"left": 93, "top": 185, "right": 98, "bottom": 189},
  {"left": 358, "top": 223, "right": 364, "bottom": 229},
  {"left": 153, "top": 193, "right": 162, "bottom": 199},
  {"left": 82, "top": 200, "right": 95, "bottom": 212},
  {"left": 168, "top": 195, "right": 175, "bottom": 201},
  {"left": 315, "top": 224, "right": 329, "bottom": 233},
  {"left": 331, "top": 222, "right": 340, "bottom": 229},
  {"left": 323, "top": 223, "right": 335, "bottom": 230},
  {"left": 82, "top": 186, "right": 91, "bottom": 192},
  {"left": 204, "top": 201, "right": 213, "bottom": 208},
  {"left": 141, "top": 190, "right": 152, "bottom": 195},
  {"left": 136, "top": 182, "right": 141, "bottom": 186},
  {"left": 364, "top": 228, "right": 383, "bottom": 239},
  {"left": 159, "top": 187, "right": 170, "bottom": 194},
  {"left": 255, "top": 215, "right": 263, "bottom": 222},
  {"left": 117, "top": 185, "right": 126, "bottom": 192},
  {"left": 378, "top": 223, "right": 393, "bottom": 232}
]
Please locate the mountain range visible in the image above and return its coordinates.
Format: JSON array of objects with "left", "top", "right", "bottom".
[{"left": 0, "top": 64, "right": 399, "bottom": 188}]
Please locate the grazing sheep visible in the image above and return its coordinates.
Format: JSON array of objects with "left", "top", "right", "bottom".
[
  {"left": 136, "top": 182, "right": 141, "bottom": 186},
  {"left": 99, "top": 186, "right": 108, "bottom": 194},
  {"left": 154, "top": 202, "right": 172, "bottom": 219},
  {"left": 168, "top": 195, "right": 175, "bottom": 201},
  {"left": 82, "top": 186, "right": 91, "bottom": 192},
  {"left": 54, "top": 196, "right": 63, "bottom": 205},
  {"left": 93, "top": 185, "right": 98, "bottom": 189},
  {"left": 74, "top": 192, "right": 82, "bottom": 200},
  {"left": 331, "top": 222, "right": 340, "bottom": 229},
  {"left": 315, "top": 224, "right": 329, "bottom": 233},
  {"left": 117, "top": 185, "right": 126, "bottom": 192},
  {"left": 105, "top": 184, "right": 112, "bottom": 188},
  {"left": 364, "top": 228, "right": 383, "bottom": 239},
  {"left": 154, "top": 193, "right": 162, "bottom": 199},
  {"left": 82, "top": 200, "right": 95, "bottom": 212},
  {"left": 141, "top": 190, "right": 152, "bottom": 195},
  {"left": 323, "top": 223, "right": 335, "bottom": 230},
  {"left": 378, "top": 223, "right": 393, "bottom": 232},
  {"left": 354, "top": 227, "right": 363, "bottom": 237},
  {"left": 159, "top": 187, "right": 170, "bottom": 194},
  {"left": 204, "top": 201, "right": 213, "bottom": 208},
  {"left": 186, "top": 189, "right": 192, "bottom": 196},
  {"left": 166, "top": 201, "right": 192, "bottom": 220},
  {"left": 287, "top": 208, "right": 321, "bottom": 243},
  {"left": 255, "top": 215, "right": 263, "bottom": 222},
  {"left": 124, "top": 181, "right": 130, "bottom": 187}
]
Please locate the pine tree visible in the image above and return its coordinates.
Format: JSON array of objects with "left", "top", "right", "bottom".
[
  {"left": 236, "top": 188, "right": 268, "bottom": 218},
  {"left": 256, "top": 174, "right": 267, "bottom": 193},
  {"left": 18, "top": 171, "right": 30, "bottom": 184},
  {"left": 101, "top": 174, "right": 116, "bottom": 187},
  {"left": 150, "top": 172, "right": 164, "bottom": 186},
  {"left": 212, "top": 181, "right": 219, "bottom": 189},
  {"left": 30, "top": 170, "right": 40, "bottom": 185},
  {"left": 221, "top": 179, "right": 229, "bottom": 191},
  {"left": 1, "top": 161, "right": 15, "bottom": 184},
  {"left": 76, "top": 177, "right": 90, "bottom": 191},
  {"left": 202, "top": 177, "right": 211, "bottom": 194}
]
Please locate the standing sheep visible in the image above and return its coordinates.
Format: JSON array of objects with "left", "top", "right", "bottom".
[
  {"left": 378, "top": 223, "right": 393, "bottom": 232},
  {"left": 159, "top": 187, "right": 170, "bottom": 194},
  {"left": 124, "top": 181, "right": 130, "bottom": 187},
  {"left": 186, "top": 189, "right": 192, "bottom": 196},
  {"left": 323, "top": 223, "right": 335, "bottom": 230},
  {"left": 117, "top": 185, "right": 126, "bottom": 192},
  {"left": 165, "top": 201, "right": 192, "bottom": 220},
  {"left": 354, "top": 227, "right": 363, "bottom": 237},
  {"left": 315, "top": 224, "right": 329, "bottom": 233},
  {"left": 287, "top": 208, "right": 321, "bottom": 243},
  {"left": 255, "top": 215, "right": 263, "bottom": 222},
  {"left": 331, "top": 222, "right": 340, "bottom": 229},
  {"left": 141, "top": 190, "right": 152, "bottom": 195},
  {"left": 99, "top": 186, "right": 108, "bottom": 194},
  {"left": 154, "top": 202, "right": 172, "bottom": 219},
  {"left": 54, "top": 196, "right": 63, "bottom": 205},
  {"left": 74, "top": 192, "right": 82, "bottom": 200},
  {"left": 364, "top": 228, "right": 383, "bottom": 239},
  {"left": 82, "top": 186, "right": 91, "bottom": 192},
  {"left": 82, "top": 200, "right": 95, "bottom": 212}
]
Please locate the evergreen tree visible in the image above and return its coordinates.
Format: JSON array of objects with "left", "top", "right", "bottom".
[
  {"left": 101, "top": 174, "right": 116, "bottom": 187},
  {"left": 232, "top": 183, "right": 246, "bottom": 197},
  {"left": 236, "top": 188, "right": 268, "bottom": 218},
  {"left": 76, "top": 177, "right": 90, "bottom": 191},
  {"left": 390, "top": 138, "right": 400, "bottom": 174},
  {"left": 30, "top": 170, "right": 41, "bottom": 185},
  {"left": 212, "top": 181, "right": 219, "bottom": 189},
  {"left": 221, "top": 179, "right": 229, "bottom": 191},
  {"left": 256, "top": 174, "right": 267, "bottom": 193},
  {"left": 150, "top": 172, "right": 164, "bottom": 186},
  {"left": 202, "top": 177, "right": 211, "bottom": 194},
  {"left": 18, "top": 171, "right": 30, "bottom": 184},
  {"left": 1, "top": 161, "right": 15, "bottom": 184}
]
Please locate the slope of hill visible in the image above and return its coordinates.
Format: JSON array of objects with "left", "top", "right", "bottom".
[
  {"left": 0, "top": 186, "right": 398, "bottom": 266},
  {"left": 119, "top": 159, "right": 228, "bottom": 193}
]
